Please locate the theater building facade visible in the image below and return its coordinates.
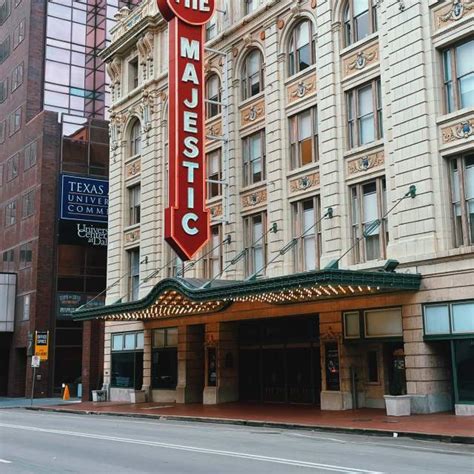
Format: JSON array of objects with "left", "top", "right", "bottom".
[{"left": 76, "top": 0, "right": 474, "bottom": 415}]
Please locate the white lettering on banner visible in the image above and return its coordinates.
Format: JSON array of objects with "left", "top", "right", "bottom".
[
  {"left": 175, "top": 0, "right": 210, "bottom": 12},
  {"left": 182, "top": 213, "right": 199, "bottom": 235},
  {"left": 180, "top": 38, "right": 200, "bottom": 60},
  {"left": 76, "top": 224, "right": 108, "bottom": 246}
]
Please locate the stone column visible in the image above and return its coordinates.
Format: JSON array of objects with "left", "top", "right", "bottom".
[{"left": 141, "top": 328, "right": 152, "bottom": 400}]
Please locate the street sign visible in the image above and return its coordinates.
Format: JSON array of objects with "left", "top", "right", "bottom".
[
  {"left": 157, "top": 0, "right": 215, "bottom": 260},
  {"left": 31, "top": 356, "right": 41, "bottom": 368},
  {"left": 34, "top": 330, "right": 49, "bottom": 361}
]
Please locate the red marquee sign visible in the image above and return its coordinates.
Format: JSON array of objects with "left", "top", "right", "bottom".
[{"left": 157, "top": 0, "right": 215, "bottom": 261}]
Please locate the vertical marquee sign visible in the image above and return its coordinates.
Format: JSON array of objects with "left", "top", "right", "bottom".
[{"left": 157, "top": 0, "right": 214, "bottom": 260}]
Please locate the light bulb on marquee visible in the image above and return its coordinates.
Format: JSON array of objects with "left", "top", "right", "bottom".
[{"left": 157, "top": 0, "right": 216, "bottom": 261}]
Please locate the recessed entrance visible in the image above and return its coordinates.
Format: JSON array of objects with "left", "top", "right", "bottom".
[{"left": 239, "top": 316, "right": 321, "bottom": 405}]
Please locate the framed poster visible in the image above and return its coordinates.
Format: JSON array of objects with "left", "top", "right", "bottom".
[{"left": 325, "top": 342, "right": 340, "bottom": 391}]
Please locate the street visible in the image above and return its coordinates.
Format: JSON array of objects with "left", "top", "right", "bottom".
[{"left": 0, "top": 409, "right": 472, "bottom": 473}]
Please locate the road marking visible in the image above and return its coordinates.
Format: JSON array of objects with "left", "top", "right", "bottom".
[
  {"left": 0, "top": 422, "right": 383, "bottom": 474},
  {"left": 0, "top": 459, "right": 12, "bottom": 464},
  {"left": 290, "top": 433, "right": 347, "bottom": 444}
]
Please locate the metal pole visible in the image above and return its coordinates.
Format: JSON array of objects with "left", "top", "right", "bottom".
[{"left": 30, "top": 366, "right": 36, "bottom": 406}]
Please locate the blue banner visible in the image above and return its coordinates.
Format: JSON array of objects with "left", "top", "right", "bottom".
[{"left": 60, "top": 175, "right": 109, "bottom": 223}]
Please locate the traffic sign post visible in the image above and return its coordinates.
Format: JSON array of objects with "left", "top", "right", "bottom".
[
  {"left": 30, "top": 356, "right": 41, "bottom": 406},
  {"left": 157, "top": 0, "right": 215, "bottom": 260}
]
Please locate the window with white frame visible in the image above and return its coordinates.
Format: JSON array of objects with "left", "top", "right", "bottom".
[
  {"left": 128, "top": 184, "right": 141, "bottom": 226},
  {"left": 22, "top": 190, "right": 35, "bottom": 218},
  {"left": 450, "top": 153, "right": 474, "bottom": 247},
  {"left": 128, "top": 248, "right": 140, "bottom": 301},
  {"left": 11, "top": 62, "right": 23, "bottom": 91},
  {"left": 206, "top": 148, "right": 222, "bottom": 199},
  {"left": 129, "top": 120, "right": 141, "bottom": 157},
  {"left": 292, "top": 196, "right": 322, "bottom": 272},
  {"left": 424, "top": 301, "right": 474, "bottom": 336},
  {"left": 241, "top": 49, "right": 264, "bottom": 100},
  {"left": 242, "top": 130, "right": 265, "bottom": 186},
  {"left": 13, "top": 18, "right": 25, "bottom": 49},
  {"left": 0, "top": 120, "right": 5, "bottom": 143},
  {"left": 24, "top": 140, "right": 37, "bottom": 169},
  {"left": 244, "top": 212, "right": 267, "bottom": 277},
  {"left": 0, "top": 77, "right": 7, "bottom": 103},
  {"left": 206, "top": 13, "right": 217, "bottom": 41},
  {"left": 6, "top": 153, "right": 18, "bottom": 181},
  {"left": 243, "top": 0, "right": 258, "bottom": 15},
  {"left": 351, "top": 177, "right": 388, "bottom": 263},
  {"left": 288, "top": 20, "right": 315, "bottom": 77},
  {"left": 6, "top": 200, "right": 16, "bottom": 226},
  {"left": 202, "top": 224, "right": 223, "bottom": 279},
  {"left": 443, "top": 38, "right": 474, "bottom": 113},
  {"left": 206, "top": 74, "right": 221, "bottom": 119},
  {"left": 289, "top": 107, "right": 318, "bottom": 169},
  {"left": 0, "top": 0, "right": 11, "bottom": 26},
  {"left": 346, "top": 78, "right": 382, "bottom": 148},
  {"left": 343, "top": 0, "right": 378, "bottom": 47}
]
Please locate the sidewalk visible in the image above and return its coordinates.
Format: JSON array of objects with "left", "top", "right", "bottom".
[
  {"left": 27, "top": 401, "right": 474, "bottom": 444},
  {"left": 0, "top": 397, "right": 81, "bottom": 409}
]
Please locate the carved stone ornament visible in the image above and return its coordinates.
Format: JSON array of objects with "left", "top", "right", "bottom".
[
  {"left": 277, "top": 19, "right": 285, "bottom": 29},
  {"left": 206, "top": 120, "right": 222, "bottom": 141},
  {"left": 344, "top": 43, "right": 379, "bottom": 78},
  {"left": 242, "top": 189, "right": 267, "bottom": 208},
  {"left": 241, "top": 99, "right": 265, "bottom": 126},
  {"left": 288, "top": 75, "right": 316, "bottom": 103},
  {"left": 439, "top": 0, "right": 474, "bottom": 25},
  {"left": 125, "top": 228, "right": 140, "bottom": 245},
  {"left": 209, "top": 203, "right": 223, "bottom": 218},
  {"left": 106, "top": 57, "right": 122, "bottom": 85},
  {"left": 289, "top": 173, "right": 320, "bottom": 193},
  {"left": 442, "top": 119, "right": 474, "bottom": 143},
  {"left": 347, "top": 152, "right": 384, "bottom": 175},
  {"left": 126, "top": 159, "right": 141, "bottom": 179}
]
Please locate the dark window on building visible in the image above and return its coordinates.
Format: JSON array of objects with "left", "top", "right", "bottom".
[
  {"left": 6, "top": 153, "right": 18, "bottom": 181},
  {"left": 19, "top": 241, "right": 33, "bottom": 267},
  {"left": 0, "top": 77, "right": 7, "bottom": 103},
  {"left": 351, "top": 177, "right": 388, "bottom": 263},
  {"left": 0, "top": 120, "right": 5, "bottom": 143},
  {"left": 129, "top": 57, "right": 139, "bottom": 91},
  {"left": 128, "top": 248, "right": 140, "bottom": 301},
  {"left": 289, "top": 107, "right": 318, "bottom": 169},
  {"left": 292, "top": 196, "right": 322, "bottom": 272},
  {"left": 244, "top": 212, "right": 267, "bottom": 277},
  {"left": 242, "top": 49, "right": 264, "bottom": 100},
  {"left": 206, "top": 74, "right": 221, "bottom": 119},
  {"left": 0, "top": 35, "right": 10, "bottom": 64},
  {"left": 367, "top": 350, "right": 378, "bottom": 382},
  {"left": 2, "top": 249, "right": 14, "bottom": 271},
  {"left": 243, "top": 0, "right": 257, "bottom": 15},
  {"left": 5, "top": 200, "right": 16, "bottom": 226},
  {"left": 13, "top": 18, "right": 25, "bottom": 49},
  {"left": 346, "top": 78, "right": 382, "bottom": 149},
  {"left": 24, "top": 140, "right": 37, "bottom": 169},
  {"left": 152, "top": 328, "right": 178, "bottom": 389},
  {"left": 111, "top": 332, "right": 144, "bottom": 389},
  {"left": 242, "top": 130, "right": 265, "bottom": 186},
  {"left": 453, "top": 339, "right": 474, "bottom": 403},
  {"left": 0, "top": 0, "right": 11, "bottom": 26},
  {"left": 206, "top": 148, "right": 222, "bottom": 199},
  {"left": 202, "top": 224, "right": 222, "bottom": 279},
  {"left": 443, "top": 38, "right": 474, "bottom": 113},
  {"left": 128, "top": 184, "right": 141, "bottom": 226},
  {"left": 288, "top": 20, "right": 315, "bottom": 77},
  {"left": 450, "top": 153, "right": 474, "bottom": 247},
  {"left": 9, "top": 106, "right": 22, "bottom": 135},
  {"left": 16, "top": 294, "right": 30, "bottom": 322},
  {"left": 129, "top": 120, "right": 141, "bottom": 157},
  {"left": 22, "top": 190, "right": 35, "bottom": 218},
  {"left": 343, "top": 0, "right": 378, "bottom": 47},
  {"left": 11, "top": 62, "right": 23, "bottom": 91}
]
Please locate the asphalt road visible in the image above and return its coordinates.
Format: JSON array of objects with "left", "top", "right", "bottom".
[{"left": 0, "top": 409, "right": 473, "bottom": 474}]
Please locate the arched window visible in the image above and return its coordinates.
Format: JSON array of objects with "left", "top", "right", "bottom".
[
  {"left": 288, "top": 20, "right": 315, "bottom": 76},
  {"left": 130, "top": 120, "right": 141, "bottom": 157},
  {"left": 241, "top": 49, "right": 264, "bottom": 100},
  {"left": 343, "top": 0, "right": 377, "bottom": 48},
  {"left": 206, "top": 74, "right": 221, "bottom": 119}
]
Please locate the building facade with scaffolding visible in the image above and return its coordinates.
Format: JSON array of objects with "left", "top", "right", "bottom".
[{"left": 76, "top": 0, "right": 474, "bottom": 415}]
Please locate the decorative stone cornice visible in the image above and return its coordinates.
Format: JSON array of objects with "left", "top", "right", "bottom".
[
  {"left": 342, "top": 41, "right": 379, "bottom": 79},
  {"left": 434, "top": 0, "right": 474, "bottom": 30},
  {"left": 240, "top": 98, "right": 265, "bottom": 127},
  {"left": 347, "top": 151, "right": 385, "bottom": 176},
  {"left": 287, "top": 73, "right": 317, "bottom": 104},
  {"left": 442, "top": 118, "right": 474, "bottom": 143},
  {"left": 289, "top": 172, "right": 320, "bottom": 193},
  {"left": 241, "top": 189, "right": 267, "bottom": 209}
]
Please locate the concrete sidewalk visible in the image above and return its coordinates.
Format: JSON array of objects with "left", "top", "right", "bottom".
[
  {"left": 27, "top": 401, "right": 474, "bottom": 444},
  {"left": 0, "top": 397, "right": 81, "bottom": 409}
]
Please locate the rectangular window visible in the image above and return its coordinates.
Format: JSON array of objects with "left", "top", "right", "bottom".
[
  {"left": 128, "top": 248, "right": 140, "bottom": 301},
  {"left": 364, "top": 308, "right": 403, "bottom": 338},
  {"left": 6, "top": 200, "right": 16, "bottom": 226},
  {"left": 24, "top": 140, "right": 37, "bottom": 169},
  {"left": 206, "top": 149, "right": 222, "bottom": 199},
  {"left": 22, "top": 294, "right": 30, "bottom": 320},
  {"left": 2, "top": 249, "right": 14, "bottom": 272},
  {"left": 453, "top": 339, "right": 474, "bottom": 402},
  {"left": 22, "top": 190, "right": 35, "bottom": 217},
  {"left": 351, "top": 177, "right": 388, "bottom": 263},
  {"left": 242, "top": 130, "right": 265, "bottom": 186},
  {"left": 111, "top": 331, "right": 144, "bottom": 390},
  {"left": 19, "top": 241, "right": 33, "bottom": 267},
  {"left": 129, "top": 57, "right": 139, "bottom": 90},
  {"left": 244, "top": 0, "right": 257, "bottom": 15},
  {"left": 13, "top": 19, "right": 25, "bottom": 48},
  {"left": 206, "top": 14, "right": 217, "bottom": 41},
  {"left": 424, "top": 305, "right": 450, "bottom": 335},
  {"left": 292, "top": 196, "right": 322, "bottom": 272},
  {"left": 0, "top": 0, "right": 11, "bottom": 26},
  {"left": 9, "top": 106, "right": 22, "bottom": 135},
  {"left": 450, "top": 153, "right": 474, "bottom": 247},
  {"left": 0, "top": 36, "right": 10, "bottom": 64},
  {"left": 6, "top": 153, "right": 18, "bottom": 181},
  {"left": 289, "top": 107, "right": 318, "bottom": 169},
  {"left": 244, "top": 212, "right": 267, "bottom": 277},
  {"left": 11, "top": 62, "right": 23, "bottom": 91},
  {"left": 343, "top": 311, "right": 361, "bottom": 339},
  {"left": 152, "top": 328, "right": 178, "bottom": 389},
  {"left": 367, "top": 350, "right": 379, "bottom": 383},
  {"left": 443, "top": 38, "right": 474, "bottom": 113},
  {"left": 0, "top": 77, "right": 7, "bottom": 103},
  {"left": 0, "top": 120, "right": 5, "bottom": 143},
  {"left": 424, "top": 301, "right": 474, "bottom": 336},
  {"left": 202, "top": 224, "right": 223, "bottom": 279},
  {"left": 346, "top": 78, "right": 382, "bottom": 149},
  {"left": 128, "top": 184, "right": 141, "bottom": 226}
]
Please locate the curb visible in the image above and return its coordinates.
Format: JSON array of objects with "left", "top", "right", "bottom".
[{"left": 25, "top": 406, "right": 474, "bottom": 445}]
